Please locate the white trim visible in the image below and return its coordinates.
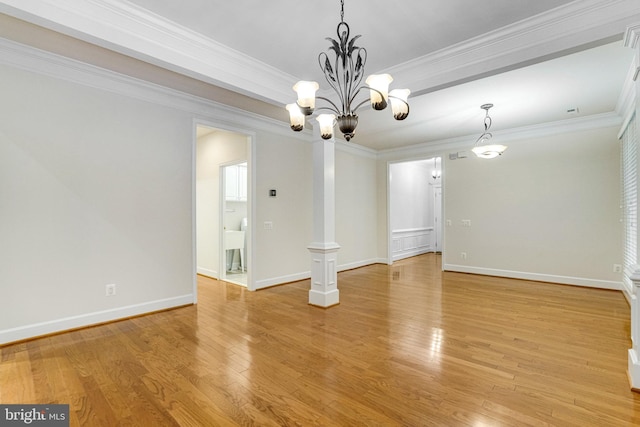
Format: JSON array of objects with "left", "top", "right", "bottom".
[
  {"left": 392, "top": 227, "right": 434, "bottom": 233},
  {"left": 191, "top": 120, "right": 198, "bottom": 304},
  {"left": 339, "top": 258, "right": 381, "bottom": 272},
  {"left": 255, "top": 272, "right": 310, "bottom": 290},
  {"left": 0, "top": 37, "right": 291, "bottom": 138},
  {"left": 253, "top": 259, "right": 383, "bottom": 290},
  {"left": 0, "top": 36, "right": 627, "bottom": 164},
  {"left": 444, "top": 264, "right": 623, "bottom": 291},
  {"left": 0, "top": 0, "right": 294, "bottom": 105},
  {"left": 378, "top": 112, "right": 622, "bottom": 160},
  {"left": 388, "top": 0, "right": 640, "bottom": 94},
  {"left": 197, "top": 267, "right": 218, "bottom": 279},
  {"left": 2, "top": 0, "right": 639, "bottom": 106},
  {"left": 0, "top": 294, "right": 194, "bottom": 346}
]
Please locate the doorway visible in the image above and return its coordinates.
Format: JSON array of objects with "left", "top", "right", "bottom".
[
  {"left": 195, "top": 125, "right": 252, "bottom": 290},
  {"left": 388, "top": 156, "right": 443, "bottom": 263},
  {"left": 221, "top": 161, "right": 248, "bottom": 286}
]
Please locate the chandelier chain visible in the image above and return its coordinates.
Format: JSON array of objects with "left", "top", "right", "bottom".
[{"left": 340, "top": 0, "right": 344, "bottom": 23}]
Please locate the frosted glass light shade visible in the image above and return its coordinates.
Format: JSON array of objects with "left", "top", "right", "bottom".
[
  {"left": 286, "top": 103, "right": 305, "bottom": 132},
  {"left": 366, "top": 74, "right": 393, "bottom": 110},
  {"left": 293, "top": 81, "right": 319, "bottom": 113},
  {"left": 316, "top": 114, "right": 336, "bottom": 140},
  {"left": 389, "top": 89, "right": 410, "bottom": 120},
  {"left": 472, "top": 144, "right": 508, "bottom": 159}
]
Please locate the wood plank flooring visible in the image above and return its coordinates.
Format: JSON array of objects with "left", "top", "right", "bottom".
[{"left": 2, "top": 253, "right": 640, "bottom": 426}]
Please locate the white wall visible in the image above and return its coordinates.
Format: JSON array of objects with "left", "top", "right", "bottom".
[
  {"left": 444, "top": 126, "right": 623, "bottom": 288},
  {"left": 390, "top": 160, "right": 432, "bottom": 231},
  {"left": 336, "top": 147, "right": 379, "bottom": 269},
  {"left": 196, "top": 130, "right": 247, "bottom": 278},
  {"left": 252, "top": 131, "right": 313, "bottom": 288},
  {"left": 0, "top": 63, "right": 194, "bottom": 342}
]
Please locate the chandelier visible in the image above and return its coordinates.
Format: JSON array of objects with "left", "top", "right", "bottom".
[
  {"left": 286, "top": 0, "right": 410, "bottom": 141},
  {"left": 471, "top": 103, "right": 507, "bottom": 158}
]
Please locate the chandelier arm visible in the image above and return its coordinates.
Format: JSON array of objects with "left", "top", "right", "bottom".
[
  {"left": 351, "top": 85, "right": 386, "bottom": 114},
  {"left": 389, "top": 94, "right": 410, "bottom": 115},
  {"left": 316, "top": 96, "right": 342, "bottom": 115},
  {"left": 347, "top": 85, "right": 365, "bottom": 109},
  {"left": 315, "top": 105, "right": 341, "bottom": 115},
  {"left": 318, "top": 52, "right": 342, "bottom": 108},
  {"left": 336, "top": 54, "right": 347, "bottom": 112},
  {"left": 346, "top": 57, "right": 355, "bottom": 112},
  {"left": 352, "top": 97, "right": 371, "bottom": 114},
  {"left": 474, "top": 132, "right": 493, "bottom": 146},
  {"left": 346, "top": 48, "right": 366, "bottom": 113}
]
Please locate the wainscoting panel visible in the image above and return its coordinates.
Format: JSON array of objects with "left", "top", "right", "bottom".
[{"left": 391, "top": 228, "right": 433, "bottom": 261}]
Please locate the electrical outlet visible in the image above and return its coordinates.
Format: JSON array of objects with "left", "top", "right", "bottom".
[
  {"left": 462, "top": 219, "right": 471, "bottom": 227},
  {"left": 105, "top": 284, "right": 116, "bottom": 296},
  {"left": 613, "top": 264, "right": 622, "bottom": 273},
  {"left": 264, "top": 221, "right": 273, "bottom": 230},
  {"left": 446, "top": 220, "right": 452, "bottom": 226},
  {"left": 460, "top": 252, "right": 467, "bottom": 260}
]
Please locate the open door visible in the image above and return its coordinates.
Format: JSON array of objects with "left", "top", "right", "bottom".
[{"left": 220, "top": 161, "right": 248, "bottom": 286}]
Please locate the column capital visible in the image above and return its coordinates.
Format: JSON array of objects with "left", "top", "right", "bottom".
[{"left": 308, "top": 242, "right": 341, "bottom": 253}]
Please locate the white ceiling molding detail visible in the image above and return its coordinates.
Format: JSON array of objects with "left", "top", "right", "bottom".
[
  {"left": 2, "top": 0, "right": 640, "bottom": 108},
  {"left": 0, "top": 37, "right": 293, "bottom": 139},
  {"left": 0, "top": 0, "right": 297, "bottom": 105},
  {"left": 377, "top": 112, "right": 622, "bottom": 161},
  {"left": 386, "top": 0, "right": 640, "bottom": 94}
]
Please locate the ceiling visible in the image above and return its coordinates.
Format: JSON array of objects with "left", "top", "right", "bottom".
[{"left": 1, "top": 0, "right": 639, "bottom": 151}]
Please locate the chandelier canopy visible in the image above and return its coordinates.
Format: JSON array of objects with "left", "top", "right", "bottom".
[{"left": 286, "top": 0, "right": 410, "bottom": 141}]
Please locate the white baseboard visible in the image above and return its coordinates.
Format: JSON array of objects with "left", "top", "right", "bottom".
[
  {"left": 255, "top": 271, "right": 310, "bottom": 290},
  {"left": 253, "top": 259, "right": 383, "bottom": 290},
  {"left": 392, "top": 248, "right": 431, "bottom": 262},
  {"left": 0, "top": 294, "right": 194, "bottom": 345},
  {"left": 338, "top": 258, "right": 381, "bottom": 271},
  {"left": 197, "top": 266, "right": 218, "bottom": 279},
  {"left": 444, "top": 264, "right": 622, "bottom": 290}
]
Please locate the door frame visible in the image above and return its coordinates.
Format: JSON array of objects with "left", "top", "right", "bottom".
[
  {"left": 192, "top": 120, "right": 256, "bottom": 303},
  {"left": 386, "top": 155, "right": 444, "bottom": 268}
]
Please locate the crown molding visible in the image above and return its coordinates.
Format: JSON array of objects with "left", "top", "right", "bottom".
[
  {"left": 2, "top": 0, "right": 640, "bottom": 110},
  {"left": 377, "top": 112, "right": 622, "bottom": 161},
  {"left": 0, "top": 0, "right": 295, "bottom": 106},
  {"left": 624, "top": 23, "right": 640, "bottom": 48},
  {"left": 0, "top": 36, "right": 294, "bottom": 140},
  {"left": 387, "top": 0, "right": 640, "bottom": 94}
]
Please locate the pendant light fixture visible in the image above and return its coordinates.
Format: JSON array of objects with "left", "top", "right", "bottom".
[
  {"left": 472, "top": 104, "right": 507, "bottom": 159},
  {"left": 286, "top": 0, "right": 410, "bottom": 141}
]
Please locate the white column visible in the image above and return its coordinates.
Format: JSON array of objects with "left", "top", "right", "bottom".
[{"left": 308, "top": 125, "right": 340, "bottom": 307}]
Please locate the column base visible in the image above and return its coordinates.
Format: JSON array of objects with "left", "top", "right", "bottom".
[
  {"left": 629, "top": 349, "right": 640, "bottom": 391},
  {"left": 309, "top": 289, "right": 340, "bottom": 308},
  {"left": 308, "top": 243, "right": 340, "bottom": 308}
]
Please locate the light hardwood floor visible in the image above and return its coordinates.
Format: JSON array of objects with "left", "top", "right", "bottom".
[{"left": 2, "top": 254, "right": 640, "bottom": 426}]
